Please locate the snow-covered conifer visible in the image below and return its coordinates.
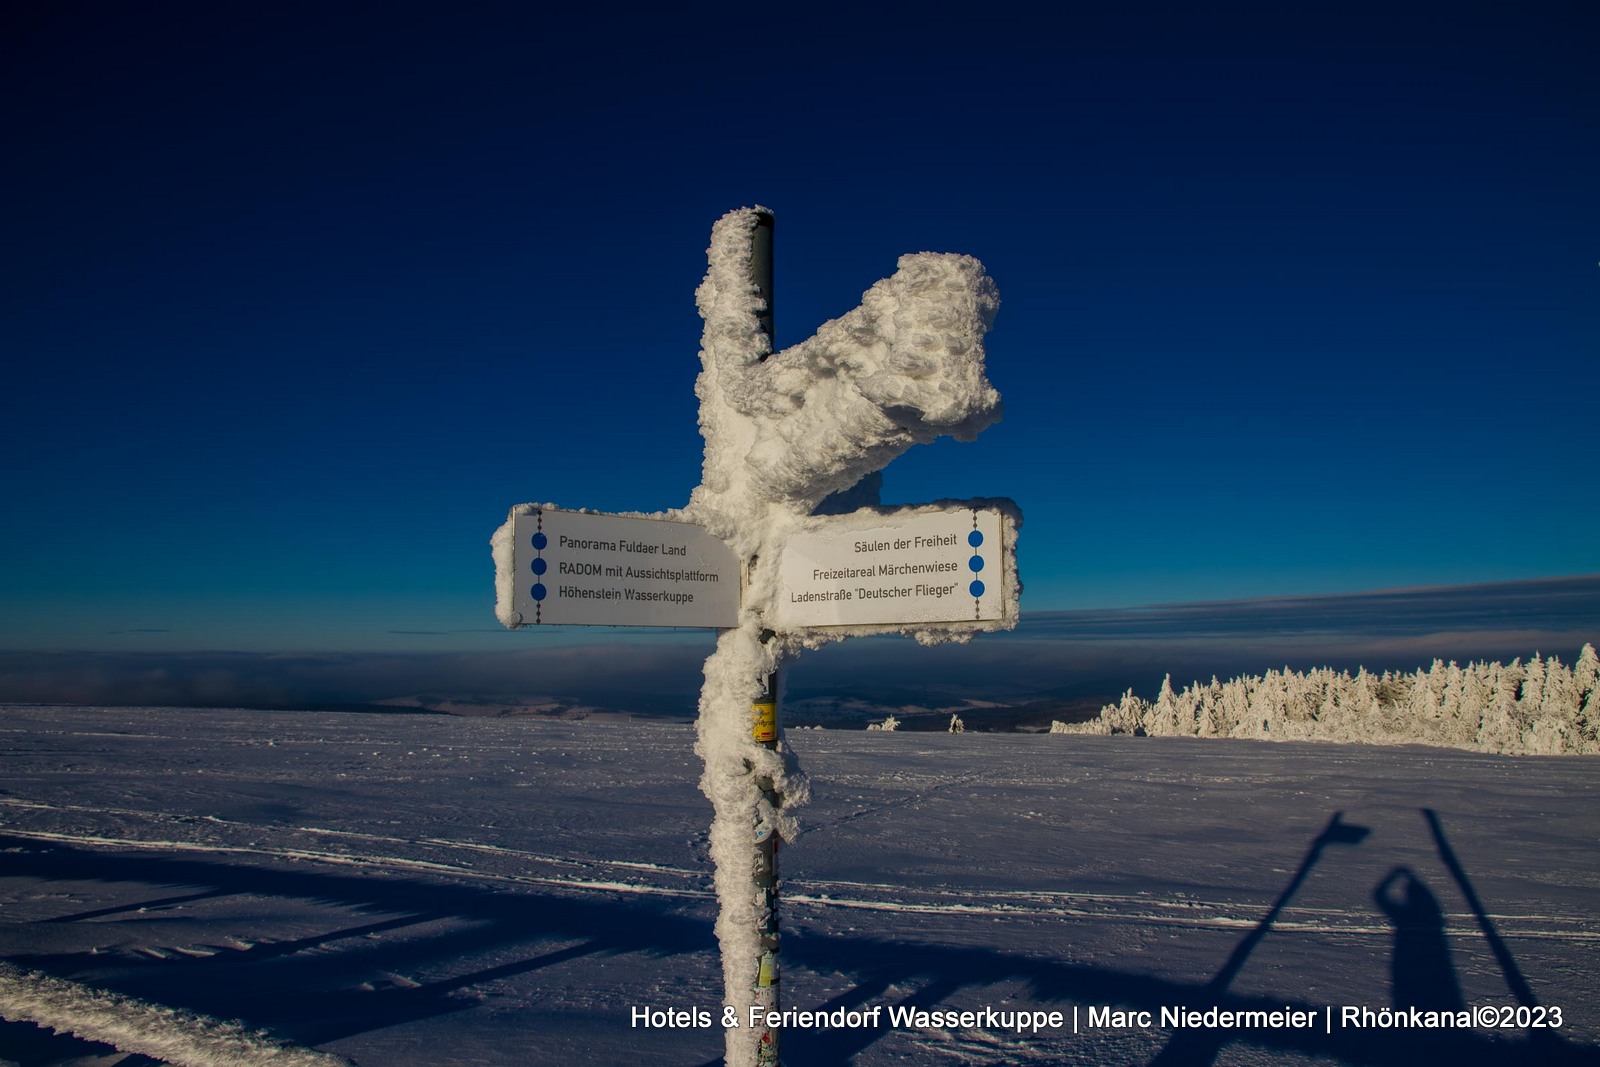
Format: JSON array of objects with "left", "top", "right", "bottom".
[
  {"left": 1196, "top": 677, "right": 1223, "bottom": 737},
  {"left": 1149, "top": 675, "right": 1180, "bottom": 736},
  {"left": 1575, "top": 643, "right": 1599, "bottom": 696},
  {"left": 1065, "top": 648, "right": 1598, "bottom": 755},
  {"left": 1520, "top": 653, "right": 1547, "bottom": 715},
  {"left": 1220, "top": 678, "right": 1251, "bottom": 738}
]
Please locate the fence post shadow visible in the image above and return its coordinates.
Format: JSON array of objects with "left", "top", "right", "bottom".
[
  {"left": 1147, "top": 811, "right": 1370, "bottom": 1067},
  {"left": 1423, "top": 807, "right": 1571, "bottom": 1058}
]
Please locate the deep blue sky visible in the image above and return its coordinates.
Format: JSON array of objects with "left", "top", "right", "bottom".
[{"left": 3, "top": 1, "right": 1595, "bottom": 657}]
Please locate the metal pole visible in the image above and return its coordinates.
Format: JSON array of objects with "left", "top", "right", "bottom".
[
  {"left": 750, "top": 667, "right": 781, "bottom": 1065},
  {"left": 750, "top": 210, "right": 774, "bottom": 348},
  {"left": 747, "top": 209, "right": 782, "bottom": 1066}
]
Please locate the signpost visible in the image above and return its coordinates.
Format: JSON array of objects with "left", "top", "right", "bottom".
[{"left": 494, "top": 207, "right": 1016, "bottom": 1067}]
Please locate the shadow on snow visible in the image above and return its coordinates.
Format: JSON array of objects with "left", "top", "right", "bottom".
[{"left": 0, "top": 808, "right": 1593, "bottom": 1067}]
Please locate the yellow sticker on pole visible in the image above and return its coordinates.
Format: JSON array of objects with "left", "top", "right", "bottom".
[{"left": 751, "top": 701, "right": 777, "bottom": 742}]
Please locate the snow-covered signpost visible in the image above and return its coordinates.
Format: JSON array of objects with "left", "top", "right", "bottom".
[{"left": 493, "top": 207, "right": 1019, "bottom": 1066}]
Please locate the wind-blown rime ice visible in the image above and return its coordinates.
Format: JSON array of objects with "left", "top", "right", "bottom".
[
  {"left": 689, "top": 209, "right": 1001, "bottom": 519},
  {"left": 681, "top": 207, "right": 1006, "bottom": 1067},
  {"left": 1054, "top": 645, "right": 1600, "bottom": 755},
  {"left": 679, "top": 207, "right": 1012, "bottom": 650},
  {"left": 490, "top": 207, "right": 1008, "bottom": 1067}
]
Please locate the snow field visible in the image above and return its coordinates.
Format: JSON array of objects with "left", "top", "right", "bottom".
[{"left": 2, "top": 705, "right": 1597, "bottom": 1065}]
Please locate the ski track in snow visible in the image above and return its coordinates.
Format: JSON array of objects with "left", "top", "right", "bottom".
[
  {"left": 3, "top": 705, "right": 1600, "bottom": 1066},
  {"left": 4, "top": 810, "right": 1596, "bottom": 946}
]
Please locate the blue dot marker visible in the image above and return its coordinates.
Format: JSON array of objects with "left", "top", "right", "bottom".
[
  {"left": 968, "top": 555, "right": 985, "bottom": 572},
  {"left": 969, "top": 580, "right": 985, "bottom": 598},
  {"left": 531, "top": 558, "right": 547, "bottom": 575},
  {"left": 968, "top": 530, "right": 984, "bottom": 547},
  {"left": 532, "top": 532, "right": 548, "bottom": 550},
  {"left": 531, "top": 583, "right": 547, "bottom": 601}
]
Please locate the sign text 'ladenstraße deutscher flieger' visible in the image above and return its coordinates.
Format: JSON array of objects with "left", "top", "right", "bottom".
[{"left": 772, "top": 507, "right": 1009, "bottom": 628}]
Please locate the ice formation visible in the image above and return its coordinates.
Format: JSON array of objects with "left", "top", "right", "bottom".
[
  {"left": 0, "top": 961, "right": 351, "bottom": 1067},
  {"left": 681, "top": 207, "right": 1009, "bottom": 1067},
  {"left": 687, "top": 208, "right": 1001, "bottom": 521},
  {"left": 491, "top": 207, "right": 1011, "bottom": 1067}
]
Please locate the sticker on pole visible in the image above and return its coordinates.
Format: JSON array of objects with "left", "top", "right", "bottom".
[
  {"left": 772, "top": 504, "right": 1018, "bottom": 631},
  {"left": 505, "top": 508, "right": 739, "bottom": 628}
]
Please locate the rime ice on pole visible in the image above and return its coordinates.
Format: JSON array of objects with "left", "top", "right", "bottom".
[
  {"left": 682, "top": 207, "right": 1012, "bottom": 1067},
  {"left": 491, "top": 206, "right": 1017, "bottom": 1067},
  {"left": 688, "top": 208, "right": 1002, "bottom": 524}
]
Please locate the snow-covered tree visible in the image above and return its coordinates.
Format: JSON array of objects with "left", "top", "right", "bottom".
[
  {"left": 1148, "top": 675, "right": 1181, "bottom": 736},
  {"left": 1068, "top": 649, "right": 1598, "bottom": 755},
  {"left": 1575, "top": 644, "right": 1599, "bottom": 751}
]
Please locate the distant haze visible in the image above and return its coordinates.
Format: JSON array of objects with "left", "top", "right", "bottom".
[{"left": 3, "top": 577, "right": 1594, "bottom": 725}]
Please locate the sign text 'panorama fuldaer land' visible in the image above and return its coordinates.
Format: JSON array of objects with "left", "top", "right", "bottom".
[{"left": 511, "top": 509, "right": 740, "bottom": 627}]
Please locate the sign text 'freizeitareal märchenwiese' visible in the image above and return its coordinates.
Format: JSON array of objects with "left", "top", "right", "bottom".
[{"left": 772, "top": 507, "right": 1009, "bottom": 628}]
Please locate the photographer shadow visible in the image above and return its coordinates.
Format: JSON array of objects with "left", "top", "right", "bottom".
[
  {"left": 1374, "top": 866, "right": 1463, "bottom": 1014},
  {"left": 1146, "top": 808, "right": 1581, "bottom": 1067}
]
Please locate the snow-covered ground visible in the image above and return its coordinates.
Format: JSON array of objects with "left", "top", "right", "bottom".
[{"left": 2, "top": 704, "right": 1597, "bottom": 1066}]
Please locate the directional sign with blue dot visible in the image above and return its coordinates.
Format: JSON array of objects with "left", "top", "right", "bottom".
[
  {"left": 773, "top": 506, "right": 1013, "bottom": 629},
  {"left": 508, "top": 509, "right": 740, "bottom": 628}
]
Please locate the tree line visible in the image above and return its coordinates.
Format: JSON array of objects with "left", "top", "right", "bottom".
[{"left": 1052, "top": 645, "right": 1600, "bottom": 755}]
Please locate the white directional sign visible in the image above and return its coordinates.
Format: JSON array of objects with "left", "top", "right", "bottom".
[
  {"left": 772, "top": 505, "right": 1015, "bottom": 629},
  {"left": 508, "top": 508, "right": 739, "bottom": 628}
]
